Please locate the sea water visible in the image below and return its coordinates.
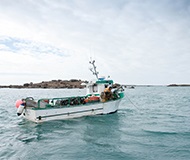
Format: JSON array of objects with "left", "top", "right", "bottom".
[{"left": 0, "top": 87, "right": 190, "bottom": 160}]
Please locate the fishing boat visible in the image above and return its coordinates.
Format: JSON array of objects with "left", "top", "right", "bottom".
[{"left": 15, "top": 60, "right": 124, "bottom": 123}]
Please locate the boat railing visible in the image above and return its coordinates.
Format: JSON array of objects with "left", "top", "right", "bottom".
[{"left": 37, "top": 95, "right": 100, "bottom": 108}]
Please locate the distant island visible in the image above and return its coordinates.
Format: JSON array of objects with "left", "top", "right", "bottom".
[
  {"left": 1, "top": 80, "right": 189, "bottom": 89},
  {"left": 0, "top": 79, "right": 87, "bottom": 89},
  {"left": 167, "top": 84, "right": 190, "bottom": 87},
  {"left": 0, "top": 79, "right": 121, "bottom": 89}
]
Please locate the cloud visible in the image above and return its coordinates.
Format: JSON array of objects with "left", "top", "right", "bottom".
[
  {"left": 0, "top": 0, "right": 190, "bottom": 85},
  {"left": 0, "top": 36, "right": 68, "bottom": 57}
]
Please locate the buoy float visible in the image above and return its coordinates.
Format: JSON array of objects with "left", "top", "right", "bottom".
[
  {"left": 15, "top": 99, "right": 25, "bottom": 116},
  {"left": 17, "top": 105, "right": 25, "bottom": 116},
  {"left": 15, "top": 99, "right": 24, "bottom": 108}
]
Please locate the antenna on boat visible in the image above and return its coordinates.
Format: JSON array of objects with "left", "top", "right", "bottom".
[{"left": 89, "top": 59, "right": 99, "bottom": 79}]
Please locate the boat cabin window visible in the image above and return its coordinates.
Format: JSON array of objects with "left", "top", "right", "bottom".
[{"left": 92, "top": 84, "right": 98, "bottom": 92}]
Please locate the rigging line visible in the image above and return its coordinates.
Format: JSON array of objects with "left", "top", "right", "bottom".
[{"left": 125, "top": 93, "right": 141, "bottom": 111}]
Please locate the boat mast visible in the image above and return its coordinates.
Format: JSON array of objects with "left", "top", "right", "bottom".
[{"left": 89, "top": 60, "right": 99, "bottom": 79}]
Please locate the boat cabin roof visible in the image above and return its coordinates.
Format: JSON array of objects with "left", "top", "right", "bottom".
[
  {"left": 96, "top": 80, "right": 113, "bottom": 84},
  {"left": 86, "top": 79, "right": 113, "bottom": 87}
]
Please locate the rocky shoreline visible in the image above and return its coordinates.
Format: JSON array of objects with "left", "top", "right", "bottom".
[
  {"left": 167, "top": 84, "right": 190, "bottom": 87},
  {"left": 0, "top": 79, "right": 121, "bottom": 89},
  {"left": 0, "top": 79, "right": 87, "bottom": 89}
]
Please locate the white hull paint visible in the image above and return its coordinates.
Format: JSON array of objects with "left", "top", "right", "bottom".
[{"left": 22, "top": 99, "right": 122, "bottom": 123}]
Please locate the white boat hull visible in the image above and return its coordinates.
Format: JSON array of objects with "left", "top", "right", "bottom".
[{"left": 22, "top": 99, "right": 122, "bottom": 123}]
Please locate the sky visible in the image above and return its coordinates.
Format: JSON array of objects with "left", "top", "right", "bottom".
[{"left": 0, "top": 0, "right": 190, "bottom": 85}]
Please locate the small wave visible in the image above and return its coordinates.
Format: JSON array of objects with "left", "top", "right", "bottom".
[
  {"left": 0, "top": 109, "right": 9, "bottom": 119},
  {"left": 143, "top": 129, "right": 178, "bottom": 135},
  {"left": 17, "top": 135, "right": 38, "bottom": 143}
]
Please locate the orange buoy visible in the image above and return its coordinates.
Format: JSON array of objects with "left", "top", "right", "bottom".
[{"left": 15, "top": 100, "right": 24, "bottom": 108}]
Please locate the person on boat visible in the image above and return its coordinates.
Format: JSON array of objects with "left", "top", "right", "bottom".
[
  {"left": 101, "top": 85, "right": 113, "bottom": 102},
  {"left": 105, "top": 85, "right": 113, "bottom": 99}
]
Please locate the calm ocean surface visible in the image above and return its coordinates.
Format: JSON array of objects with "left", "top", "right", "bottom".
[{"left": 0, "top": 87, "right": 190, "bottom": 160}]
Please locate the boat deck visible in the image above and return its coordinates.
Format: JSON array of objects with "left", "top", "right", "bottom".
[{"left": 25, "top": 92, "right": 124, "bottom": 110}]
